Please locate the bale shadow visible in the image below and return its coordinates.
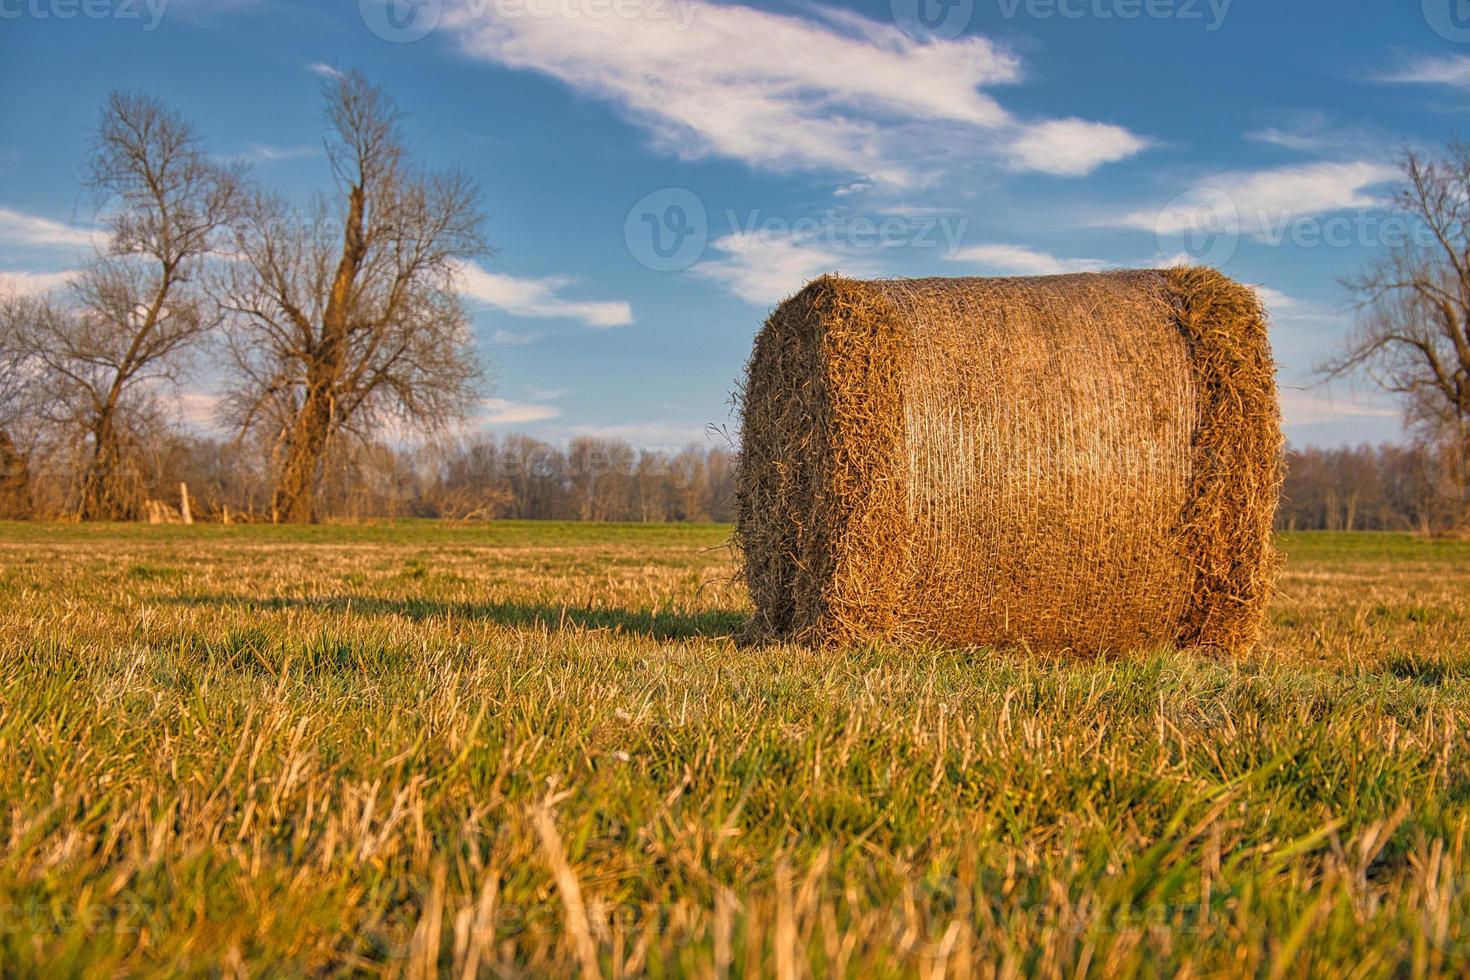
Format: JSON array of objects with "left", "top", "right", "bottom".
[{"left": 171, "top": 593, "right": 744, "bottom": 643}]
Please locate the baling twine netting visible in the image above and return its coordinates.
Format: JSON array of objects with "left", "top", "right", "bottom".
[{"left": 735, "top": 267, "right": 1283, "bottom": 654}]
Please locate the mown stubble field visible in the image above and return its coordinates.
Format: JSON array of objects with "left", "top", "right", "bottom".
[{"left": 1, "top": 522, "right": 1469, "bottom": 977}]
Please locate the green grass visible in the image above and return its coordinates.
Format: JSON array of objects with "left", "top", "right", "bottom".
[{"left": 1, "top": 522, "right": 1469, "bottom": 976}]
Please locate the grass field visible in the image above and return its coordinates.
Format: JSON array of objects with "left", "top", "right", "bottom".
[{"left": 2, "top": 522, "right": 1469, "bottom": 976}]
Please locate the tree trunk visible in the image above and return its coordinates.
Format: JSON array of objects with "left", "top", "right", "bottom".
[
  {"left": 272, "top": 420, "right": 329, "bottom": 524},
  {"left": 270, "top": 182, "right": 362, "bottom": 525},
  {"left": 79, "top": 415, "right": 135, "bottom": 521}
]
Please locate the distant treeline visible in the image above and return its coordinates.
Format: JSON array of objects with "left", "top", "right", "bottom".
[
  {"left": 3, "top": 432, "right": 1466, "bottom": 531},
  {"left": 1279, "top": 444, "right": 1468, "bottom": 533},
  {"left": 0, "top": 433, "right": 735, "bottom": 524}
]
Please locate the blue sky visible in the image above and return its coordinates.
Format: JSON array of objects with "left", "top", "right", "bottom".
[{"left": 0, "top": 0, "right": 1463, "bottom": 448}]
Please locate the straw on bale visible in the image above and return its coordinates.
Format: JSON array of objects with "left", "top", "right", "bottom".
[{"left": 735, "top": 267, "right": 1282, "bottom": 654}]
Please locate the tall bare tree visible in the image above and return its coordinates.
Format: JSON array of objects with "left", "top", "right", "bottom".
[
  {"left": 0, "top": 93, "right": 238, "bottom": 520},
  {"left": 218, "top": 71, "right": 487, "bottom": 523},
  {"left": 1326, "top": 144, "right": 1470, "bottom": 514}
]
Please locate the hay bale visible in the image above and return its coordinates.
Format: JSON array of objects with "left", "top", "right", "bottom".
[{"left": 735, "top": 267, "right": 1282, "bottom": 654}]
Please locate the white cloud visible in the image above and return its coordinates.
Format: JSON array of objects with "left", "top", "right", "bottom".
[
  {"left": 1114, "top": 161, "right": 1397, "bottom": 239},
  {"left": 1244, "top": 112, "right": 1345, "bottom": 153},
  {"left": 477, "top": 398, "right": 562, "bottom": 426},
  {"left": 307, "top": 62, "right": 346, "bottom": 80},
  {"left": 1250, "top": 286, "right": 1339, "bottom": 321},
  {"left": 691, "top": 231, "right": 855, "bottom": 306},
  {"left": 174, "top": 391, "right": 225, "bottom": 431},
  {"left": 453, "top": 261, "right": 633, "bottom": 328},
  {"left": 1279, "top": 388, "right": 1398, "bottom": 427},
  {"left": 1145, "top": 251, "right": 1179, "bottom": 268},
  {"left": 1244, "top": 117, "right": 1384, "bottom": 161},
  {"left": 0, "top": 269, "right": 76, "bottom": 297},
  {"left": 236, "top": 143, "right": 319, "bottom": 163},
  {"left": 1251, "top": 285, "right": 1301, "bottom": 313},
  {"left": 1005, "top": 119, "right": 1150, "bottom": 177},
  {"left": 0, "top": 208, "right": 96, "bottom": 250},
  {"left": 447, "top": 1, "right": 1146, "bottom": 184},
  {"left": 1246, "top": 127, "right": 1321, "bottom": 152},
  {"left": 563, "top": 419, "right": 717, "bottom": 450},
  {"left": 490, "top": 328, "right": 543, "bottom": 346},
  {"left": 1376, "top": 54, "right": 1470, "bottom": 88},
  {"left": 946, "top": 243, "right": 1110, "bottom": 275}
]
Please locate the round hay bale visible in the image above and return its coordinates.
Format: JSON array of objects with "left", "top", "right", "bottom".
[{"left": 735, "top": 267, "right": 1282, "bottom": 654}]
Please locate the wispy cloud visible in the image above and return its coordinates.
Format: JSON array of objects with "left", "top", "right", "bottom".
[
  {"left": 1279, "top": 388, "right": 1398, "bottom": 427},
  {"left": 490, "top": 328, "right": 544, "bottom": 346},
  {"left": 477, "top": 397, "right": 562, "bottom": 426},
  {"left": 233, "top": 143, "right": 320, "bottom": 163},
  {"left": 0, "top": 269, "right": 76, "bottom": 297},
  {"left": 453, "top": 262, "right": 634, "bottom": 328},
  {"left": 1251, "top": 285, "right": 1303, "bottom": 313},
  {"left": 946, "top": 243, "right": 1110, "bottom": 275},
  {"left": 1243, "top": 112, "right": 1358, "bottom": 154},
  {"left": 447, "top": 0, "right": 1147, "bottom": 186},
  {"left": 174, "top": 391, "right": 226, "bottom": 432},
  {"left": 1375, "top": 54, "right": 1470, "bottom": 88},
  {"left": 0, "top": 208, "right": 96, "bottom": 250},
  {"left": 1112, "top": 161, "right": 1397, "bottom": 239},
  {"left": 691, "top": 231, "right": 856, "bottom": 306},
  {"left": 562, "top": 419, "right": 716, "bottom": 449},
  {"left": 307, "top": 62, "right": 345, "bottom": 80}
]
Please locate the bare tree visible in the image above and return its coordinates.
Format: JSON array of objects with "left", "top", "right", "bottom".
[
  {"left": 1325, "top": 144, "right": 1470, "bottom": 520},
  {"left": 0, "top": 93, "right": 238, "bottom": 520},
  {"left": 218, "top": 71, "right": 487, "bottom": 523}
]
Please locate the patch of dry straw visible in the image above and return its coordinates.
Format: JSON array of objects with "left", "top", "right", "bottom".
[{"left": 735, "top": 268, "right": 1282, "bottom": 654}]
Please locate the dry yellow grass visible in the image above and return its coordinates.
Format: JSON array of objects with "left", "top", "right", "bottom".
[{"left": 0, "top": 522, "right": 1468, "bottom": 976}]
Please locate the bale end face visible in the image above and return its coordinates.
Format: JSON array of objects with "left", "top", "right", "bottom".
[{"left": 1164, "top": 266, "right": 1284, "bottom": 654}]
